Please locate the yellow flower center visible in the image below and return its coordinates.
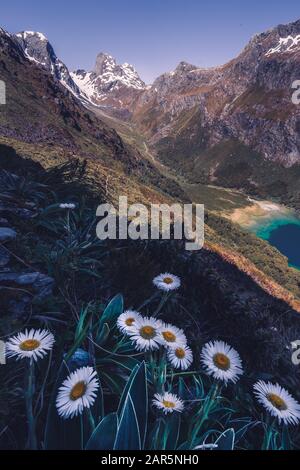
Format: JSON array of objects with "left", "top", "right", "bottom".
[
  {"left": 19, "top": 339, "right": 40, "bottom": 351},
  {"left": 70, "top": 381, "right": 87, "bottom": 401},
  {"left": 125, "top": 317, "right": 135, "bottom": 326},
  {"left": 175, "top": 347, "right": 186, "bottom": 359},
  {"left": 162, "top": 331, "right": 176, "bottom": 342},
  {"left": 267, "top": 393, "right": 288, "bottom": 411},
  {"left": 163, "top": 400, "right": 175, "bottom": 409},
  {"left": 163, "top": 277, "right": 174, "bottom": 285},
  {"left": 213, "top": 353, "right": 230, "bottom": 371},
  {"left": 140, "top": 326, "right": 156, "bottom": 339}
]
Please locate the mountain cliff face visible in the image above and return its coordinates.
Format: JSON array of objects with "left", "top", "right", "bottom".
[
  {"left": 132, "top": 19, "right": 300, "bottom": 169},
  {"left": 0, "top": 27, "right": 182, "bottom": 206},
  {"left": 71, "top": 52, "right": 146, "bottom": 118},
  {"left": 0, "top": 28, "right": 123, "bottom": 152},
  {"left": 14, "top": 31, "right": 84, "bottom": 101}
]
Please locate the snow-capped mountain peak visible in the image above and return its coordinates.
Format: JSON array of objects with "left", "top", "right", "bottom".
[
  {"left": 13, "top": 32, "right": 145, "bottom": 115},
  {"left": 74, "top": 51, "right": 145, "bottom": 93},
  {"left": 14, "top": 30, "right": 85, "bottom": 100},
  {"left": 71, "top": 52, "right": 145, "bottom": 115},
  {"left": 94, "top": 52, "right": 116, "bottom": 75},
  {"left": 15, "top": 31, "right": 51, "bottom": 66},
  {"left": 16, "top": 31, "right": 47, "bottom": 42}
]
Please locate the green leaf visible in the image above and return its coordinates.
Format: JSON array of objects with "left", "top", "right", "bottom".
[
  {"left": 85, "top": 413, "right": 118, "bottom": 450},
  {"left": 177, "top": 441, "right": 189, "bottom": 450},
  {"left": 75, "top": 306, "right": 90, "bottom": 343},
  {"left": 149, "top": 418, "right": 164, "bottom": 450},
  {"left": 117, "top": 364, "right": 139, "bottom": 413},
  {"left": 178, "top": 377, "right": 194, "bottom": 400},
  {"left": 281, "top": 425, "right": 291, "bottom": 450},
  {"left": 65, "top": 319, "right": 90, "bottom": 362},
  {"left": 101, "top": 371, "right": 124, "bottom": 395},
  {"left": 164, "top": 413, "right": 181, "bottom": 450},
  {"left": 96, "top": 323, "right": 110, "bottom": 345},
  {"left": 114, "top": 395, "right": 141, "bottom": 450},
  {"left": 98, "top": 294, "right": 123, "bottom": 330},
  {"left": 100, "top": 356, "right": 140, "bottom": 370},
  {"left": 214, "top": 428, "right": 235, "bottom": 450},
  {"left": 117, "top": 362, "right": 148, "bottom": 448},
  {"left": 93, "top": 379, "right": 104, "bottom": 425}
]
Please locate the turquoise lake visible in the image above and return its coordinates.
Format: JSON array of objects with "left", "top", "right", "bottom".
[{"left": 248, "top": 211, "right": 300, "bottom": 270}]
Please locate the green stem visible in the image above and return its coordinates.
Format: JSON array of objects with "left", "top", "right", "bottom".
[
  {"left": 80, "top": 414, "right": 84, "bottom": 450},
  {"left": 262, "top": 418, "right": 277, "bottom": 450},
  {"left": 153, "top": 292, "right": 169, "bottom": 317},
  {"left": 87, "top": 408, "right": 96, "bottom": 434},
  {"left": 147, "top": 351, "right": 157, "bottom": 388},
  {"left": 137, "top": 292, "right": 158, "bottom": 311},
  {"left": 189, "top": 382, "right": 219, "bottom": 448},
  {"left": 25, "top": 360, "right": 37, "bottom": 450}
]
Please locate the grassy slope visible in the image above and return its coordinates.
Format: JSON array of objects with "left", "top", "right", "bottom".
[
  {"left": 87, "top": 109, "right": 300, "bottom": 304},
  {"left": 153, "top": 102, "right": 300, "bottom": 210}
]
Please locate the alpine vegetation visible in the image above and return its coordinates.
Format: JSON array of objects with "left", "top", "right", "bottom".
[{"left": 2, "top": 154, "right": 300, "bottom": 452}]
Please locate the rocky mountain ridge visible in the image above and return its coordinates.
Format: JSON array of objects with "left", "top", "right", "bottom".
[
  {"left": 71, "top": 52, "right": 145, "bottom": 118},
  {"left": 14, "top": 31, "right": 146, "bottom": 116},
  {"left": 132, "top": 19, "right": 300, "bottom": 168},
  {"left": 14, "top": 30, "right": 85, "bottom": 101}
]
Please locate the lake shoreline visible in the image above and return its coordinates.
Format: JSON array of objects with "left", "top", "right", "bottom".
[
  {"left": 229, "top": 197, "right": 292, "bottom": 229},
  {"left": 228, "top": 196, "right": 300, "bottom": 269}
]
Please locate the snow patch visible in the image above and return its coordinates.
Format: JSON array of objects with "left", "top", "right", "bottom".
[
  {"left": 71, "top": 71, "right": 98, "bottom": 100},
  {"left": 16, "top": 31, "right": 48, "bottom": 42},
  {"left": 266, "top": 34, "right": 300, "bottom": 56},
  {"left": 71, "top": 54, "right": 145, "bottom": 106}
]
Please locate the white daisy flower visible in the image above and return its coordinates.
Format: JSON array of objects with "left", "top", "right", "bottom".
[
  {"left": 59, "top": 203, "right": 76, "bottom": 209},
  {"left": 117, "top": 310, "right": 142, "bottom": 334},
  {"left": 56, "top": 366, "right": 99, "bottom": 419},
  {"left": 167, "top": 344, "right": 193, "bottom": 370},
  {"left": 200, "top": 340, "right": 243, "bottom": 384},
  {"left": 253, "top": 380, "right": 300, "bottom": 426},
  {"left": 159, "top": 322, "right": 187, "bottom": 347},
  {"left": 6, "top": 329, "right": 55, "bottom": 362},
  {"left": 128, "top": 316, "right": 163, "bottom": 351},
  {"left": 153, "top": 273, "right": 181, "bottom": 292},
  {"left": 153, "top": 392, "right": 184, "bottom": 414}
]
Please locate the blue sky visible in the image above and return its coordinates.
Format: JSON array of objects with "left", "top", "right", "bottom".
[{"left": 1, "top": 0, "right": 299, "bottom": 83}]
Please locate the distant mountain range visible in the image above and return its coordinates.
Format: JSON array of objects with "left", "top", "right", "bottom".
[
  {"left": 0, "top": 19, "right": 299, "bottom": 180},
  {"left": 5, "top": 20, "right": 299, "bottom": 209}
]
